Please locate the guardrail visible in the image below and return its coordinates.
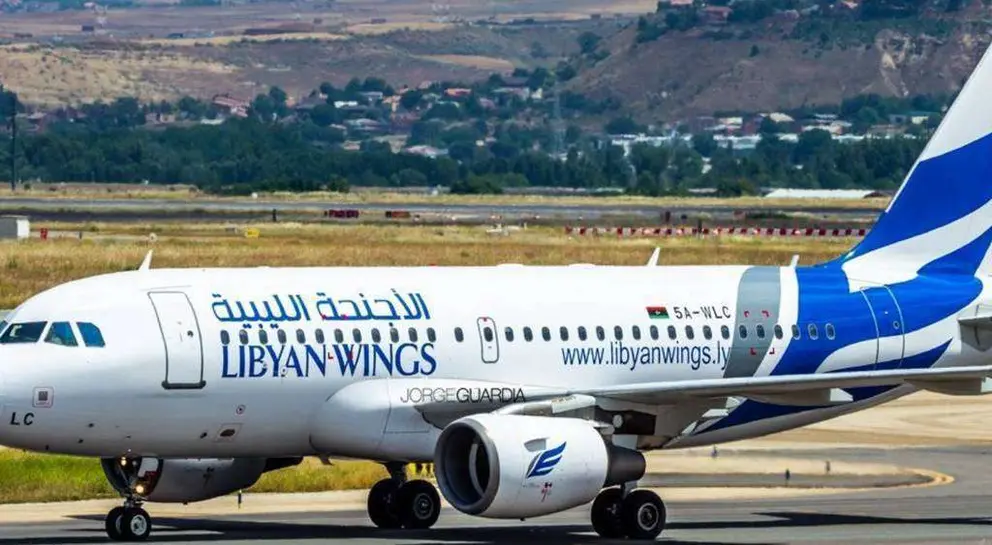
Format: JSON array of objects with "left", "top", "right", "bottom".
[{"left": 565, "top": 227, "right": 869, "bottom": 237}]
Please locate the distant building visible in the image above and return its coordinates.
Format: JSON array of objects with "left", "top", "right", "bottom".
[
  {"left": 403, "top": 145, "right": 446, "bottom": 158},
  {"left": 763, "top": 188, "right": 887, "bottom": 199},
  {"left": 444, "top": 88, "right": 472, "bottom": 99},
  {"left": 212, "top": 94, "right": 250, "bottom": 118},
  {"left": 0, "top": 216, "right": 29, "bottom": 240},
  {"left": 703, "top": 6, "right": 732, "bottom": 24}
]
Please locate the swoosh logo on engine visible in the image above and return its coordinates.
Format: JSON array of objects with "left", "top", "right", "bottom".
[{"left": 525, "top": 441, "right": 566, "bottom": 479}]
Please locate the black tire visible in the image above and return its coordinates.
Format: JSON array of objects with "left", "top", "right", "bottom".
[
  {"left": 590, "top": 487, "right": 624, "bottom": 538},
  {"left": 621, "top": 489, "right": 666, "bottom": 541},
  {"left": 367, "top": 479, "right": 402, "bottom": 529},
  {"left": 105, "top": 506, "right": 125, "bottom": 541},
  {"left": 397, "top": 480, "right": 441, "bottom": 530},
  {"left": 120, "top": 508, "right": 152, "bottom": 542}
]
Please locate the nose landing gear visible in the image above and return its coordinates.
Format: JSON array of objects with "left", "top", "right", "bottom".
[{"left": 105, "top": 500, "right": 152, "bottom": 541}]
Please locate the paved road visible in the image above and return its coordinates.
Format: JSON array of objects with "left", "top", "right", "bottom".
[
  {"left": 0, "top": 197, "right": 881, "bottom": 222},
  {"left": 0, "top": 446, "right": 988, "bottom": 544}
]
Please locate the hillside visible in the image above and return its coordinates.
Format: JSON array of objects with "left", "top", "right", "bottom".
[{"left": 570, "top": 10, "right": 992, "bottom": 122}]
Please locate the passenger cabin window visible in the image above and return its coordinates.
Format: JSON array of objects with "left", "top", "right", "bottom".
[
  {"left": 259, "top": 330, "right": 269, "bottom": 344},
  {"left": 650, "top": 325, "right": 659, "bottom": 340},
  {"left": 335, "top": 329, "right": 344, "bottom": 343},
  {"left": 409, "top": 328, "right": 419, "bottom": 343},
  {"left": 454, "top": 327, "right": 464, "bottom": 342},
  {"left": 721, "top": 325, "right": 730, "bottom": 340},
  {"left": 756, "top": 324, "right": 766, "bottom": 339},
  {"left": 738, "top": 325, "right": 748, "bottom": 339},
  {"left": 614, "top": 326, "right": 623, "bottom": 340},
  {"left": 825, "top": 323, "right": 836, "bottom": 340},
  {"left": 315, "top": 329, "right": 325, "bottom": 344},
  {"left": 808, "top": 324, "right": 819, "bottom": 340},
  {"left": 560, "top": 326, "right": 569, "bottom": 341},
  {"left": 239, "top": 330, "right": 249, "bottom": 345},
  {"left": 504, "top": 327, "right": 514, "bottom": 342},
  {"left": 685, "top": 326, "right": 695, "bottom": 340},
  {"left": 541, "top": 327, "right": 551, "bottom": 341},
  {"left": 774, "top": 325, "right": 784, "bottom": 340},
  {"left": 220, "top": 331, "right": 231, "bottom": 345},
  {"left": 523, "top": 327, "right": 533, "bottom": 342},
  {"left": 668, "top": 326, "right": 677, "bottom": 340},
  {"left": 390, "top": 328, "right": 400, "bottom": 343},
  {"left": 45, "top": 322, "right": 78, "bottom": 346},
  {"left": 578, "top": 326, "right": 588, "bottom": 341},
  {"left": 791, "top": 324, "right": 801, "bottom": 340},
  {"left": 1, "top": 322, "right": 47, "bottom": 344},
  {"left": 371, "top": 329, "right": 382, "bottom": 343},
  {"left": 632, "top": 326, "right": 642, "bottom": 340},
  {"left": 278, "top": 330, "right": 288, "bottom": 344},
  {"left": 296, "top": 329, "right": 306, "bottom": 344},
  {"left": 427, "top": 328, "right": 437, "bottom": 342},
  {"left": 483, "top": 327, "right": 493, "bottom": 343},
  {"left": 596, "top": 326, "right": 605, "bottom": 341},
  {"left": 77, "top": 322, "right": 105, "bottom": 347},
  {"left": 352, "top": 329, "right": 362, "bottom": 343},
  {"left": 702, "top": 325, "right": 712, "bottom": 340}
]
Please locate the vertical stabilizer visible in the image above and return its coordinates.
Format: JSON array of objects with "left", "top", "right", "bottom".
[{"left": 841, "top": 42, "right": 992, "bottom": 283}]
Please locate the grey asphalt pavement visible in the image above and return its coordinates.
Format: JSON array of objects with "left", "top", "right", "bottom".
[{"left": 0, "top": 446, "right": 988, "bottom": 544}]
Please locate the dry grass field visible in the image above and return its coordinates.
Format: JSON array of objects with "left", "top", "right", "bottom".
[
  {"left": 0, "top": 45, "right": 238, "bottom": 106},
  {"left": 0, "top": 221, "right": 852, "bottom": 309}
]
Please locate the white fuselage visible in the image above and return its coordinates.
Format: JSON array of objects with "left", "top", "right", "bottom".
[{"left": 0, "top": 264, "right": 983, "bottom": 460}]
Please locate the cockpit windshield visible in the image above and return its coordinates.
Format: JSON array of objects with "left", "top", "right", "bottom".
[
  {"left": 45, "top": 322, "right": 78, "bottom": 346},
  {"left": 77, "top": 322, "right": 105, "bottom": 347},
  {"left": 0, "top": 322, "right": 48, "bottom": 344}
]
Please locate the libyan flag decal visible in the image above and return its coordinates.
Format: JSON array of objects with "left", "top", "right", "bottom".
[{"left": 646, "top": 306, "right": 669, "bottom": 319}]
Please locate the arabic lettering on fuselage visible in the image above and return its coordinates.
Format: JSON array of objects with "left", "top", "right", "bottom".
[{"left": 210, "top": 290, "right": 431, "bottom": 323}]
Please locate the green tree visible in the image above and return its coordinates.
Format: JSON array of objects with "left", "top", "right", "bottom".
[{"left": 578, "top": 31, "right": 602, "bottom": 55}]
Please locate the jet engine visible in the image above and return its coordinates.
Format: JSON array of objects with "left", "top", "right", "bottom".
[
  {"left": 434, "top": 414, "right": 645, "bottom": 519},
  {"left": 101, "top": 457, "right": 302, "bottom": 503}
]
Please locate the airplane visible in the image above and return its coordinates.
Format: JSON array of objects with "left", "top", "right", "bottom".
[{"left": 2, "top": 46, "right": 992, "bottom": 545}]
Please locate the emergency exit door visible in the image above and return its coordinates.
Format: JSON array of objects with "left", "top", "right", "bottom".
[{"left": 149, "top": 292, "right": 206, "bottom": 389}]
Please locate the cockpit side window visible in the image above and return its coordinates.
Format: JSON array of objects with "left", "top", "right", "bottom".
[
  {"left": 0, "top": 322, "right": 47, "bottom": 344},
  {"left": 77, "top": 322, "right": 106, "bottom": 347},
  {"left": 0, "top": 320, "right": 7, "bottom": 336},
  {"left": 44, "top": 322, "right": 78, "bottom": 346}
]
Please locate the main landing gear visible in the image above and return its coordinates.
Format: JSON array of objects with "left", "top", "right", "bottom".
[
  {"left": 591, "top": 487, "right": 666, "bottom": 540},
  {"left": 105, "top": 499, "right": 152, "bottom": 542},
  {"left": 367, "top": 462, "right": 442, "bottom": 530}
]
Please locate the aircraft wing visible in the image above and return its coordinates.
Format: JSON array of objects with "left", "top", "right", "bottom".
[{"left": 572, "top": 365, "right": 992, "bottom": 406}]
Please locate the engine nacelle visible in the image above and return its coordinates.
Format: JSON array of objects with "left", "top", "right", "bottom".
[
  {"left": 101, "top": 457, "right": 301, "bottom": 503},
  {"left": 434, "top": 414, "right": 645, "bottom": 519}
]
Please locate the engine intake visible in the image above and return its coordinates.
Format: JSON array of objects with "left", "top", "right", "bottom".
[{"left": 435, "top": 414, "right": 644, "bottom": 519}]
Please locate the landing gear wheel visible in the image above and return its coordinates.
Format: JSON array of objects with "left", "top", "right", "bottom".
[
  {"left": 120, "top": 507, "right": 152, "bottom": 541},
  {"left": 397, "top": 480, "right": 441, "bottom": 530},
  {"left": 621, "top": 489, "right": 666, "bottom": 540},
  {"left": 105, "top": 506, "right": 125, "bottom": 541},
  {"left": 590, "top": 487, "right": 624, "bottom": 538},
  {"left": 367, "top": 479, "right": 402, "bottom": 529}
]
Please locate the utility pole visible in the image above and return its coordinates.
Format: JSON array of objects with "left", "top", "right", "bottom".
[
  {"left": 0, "top": 83, "right": 14, "bottom": 191},
  {"left": 9, "top": 90, "right": 15, "bottom": 192}
]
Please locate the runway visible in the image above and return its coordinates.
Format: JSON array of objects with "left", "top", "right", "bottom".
[
  {"left": 0, "top": 197, "right": 880, "bottom": 224},
  {"left": 1, "top": 446, "right": 988, "bottom": 544}
]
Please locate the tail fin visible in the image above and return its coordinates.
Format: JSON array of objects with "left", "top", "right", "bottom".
[{"left": 841, "top": 42, "right": 992, "bottom": 281}]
